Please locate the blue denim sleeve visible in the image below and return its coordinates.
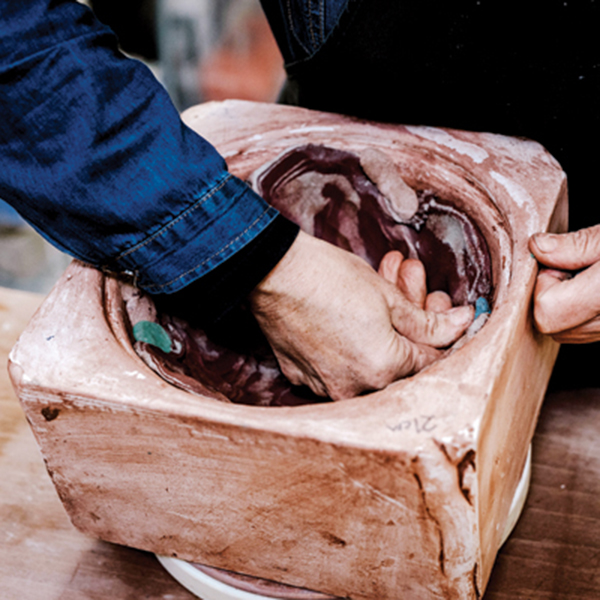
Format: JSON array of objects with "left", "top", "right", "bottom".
[{"left": 0, "top": 0, "right": 280, "bottom": 294}]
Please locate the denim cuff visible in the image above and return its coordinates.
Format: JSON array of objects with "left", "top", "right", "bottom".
[
  {"left": 152, "top": 214, "right": 300, "bottom": 327},
  {"left": 110, "top": 174, "right": 281, "bottom": 294}
]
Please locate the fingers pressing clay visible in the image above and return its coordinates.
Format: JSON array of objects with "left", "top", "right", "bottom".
[
  {"left": 550, "top": 317, "right": 600, "bottom": 344},
  {"left": 379, "top": 251, "right": 428, "bottom": 308},
  {"left": 530, "top": 224, "right": 600, "bottom": 270},
  {"left": 390, "top": 300, "right": 474, "bottom": 348},
  {"left": 531, "top": 226, "right": 600, "bottom": 343},
  {"left": 379, "top": 251, "right": 453, "bottom": 313},
  {"left": 378, "top": 250, "right": 474, "bottom": 346},
  {"left": 533, "top": 262, "right": 600, "bottom": 341},
  {"left": 425, "top": 291, "right": 453, "bottom": 312},
  {"left": 378, "top": 250, "right": 404, "bottom": 284},
  {"left": 250, "top": 232, "right": 472, "bottom": 401},
  {"left": 398, "top": 258, "right": 428, "bottom": 308}
]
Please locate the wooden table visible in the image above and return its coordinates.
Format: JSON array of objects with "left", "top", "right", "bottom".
[{"left": 1, "top": 289, "right": 598, "bottom": 600}]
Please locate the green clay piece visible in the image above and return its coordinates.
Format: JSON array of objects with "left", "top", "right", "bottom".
[{"left": 133, "top": 321, "right": 172, "bottom": 353}]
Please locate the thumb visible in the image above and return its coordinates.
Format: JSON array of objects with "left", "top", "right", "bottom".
[
  {"left": 530, "top": 225, "right": 600, "bottom": 270},
  {"left": 390, "top": 295, "right": 474, "bottom": 347}
]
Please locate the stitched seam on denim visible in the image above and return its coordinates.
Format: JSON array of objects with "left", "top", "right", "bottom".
[
  {"left": 143, "top": 208, "right": 274, "bottom": 292},
  {"left": 286, "top": 0, "right": 311, "bottom": 55},
  {"left": 114, "top": 173, "right": 232, "bottom": 263},
  {"left": 307, "top": 0, "right": 316, "bottom": 48},
  {"left": 319, "top": 0, "right": 325, "bottom": 43}
]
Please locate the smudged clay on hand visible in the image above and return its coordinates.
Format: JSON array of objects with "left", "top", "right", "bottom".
[{"left": 249, "top": 231, "right": 474, "bottom": 401}]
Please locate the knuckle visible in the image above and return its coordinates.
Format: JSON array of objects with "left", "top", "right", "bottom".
[
  {"left": 397, "top": 353, "right": 418, "bottom": 378},
  {"left": 417, "top": 346, "right": 441, "bottom": 371},
  {"left": 278, "top": 359, "right": 305, "bottom": 387},
  {"left": 533, "top": 293, "right": 558, "bottom": 334},
  {"left": 427, "top": 311, "right": 442, "bottom": 337},
  {"left": 363, "top": 355, "right": 398, "bottom": 389},
  {"left": 371, "top": 368, "right": 394, "bottom": 390},
  {"left": 420, "top": 311, "right": 443, "bottom": 344},
  {"left": 571, "top": 225, "right": 600, "bottom": 260}
]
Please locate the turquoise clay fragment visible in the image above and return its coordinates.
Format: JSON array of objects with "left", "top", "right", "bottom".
[
  {"left": 474, "top": 297, "right": 491, "bottom": 319},
  {"left": 133, "top": 321, "right": 172, "bottom": 354}
]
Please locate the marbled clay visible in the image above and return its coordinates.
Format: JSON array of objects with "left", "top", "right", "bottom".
[
  {"left": 252, "top": 144, "right": 491, "bottom": 306},
  {"left": 126, "top": 144, "right": 492, "bottom": 407}
]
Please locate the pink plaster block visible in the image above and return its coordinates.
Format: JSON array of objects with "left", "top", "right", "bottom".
[{"left": 9, "top": 101, "right": 567, "bottom": 599}]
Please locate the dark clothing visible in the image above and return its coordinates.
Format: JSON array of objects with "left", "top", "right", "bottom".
[
  {"left": 278, "top": 0, "right": 600, "bottom": 232},
  {"left": 274, "top": 0, "right": 600, "bottom": 388}
]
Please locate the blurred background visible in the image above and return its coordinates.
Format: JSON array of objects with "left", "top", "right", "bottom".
[{"left": 0, "top": 0, "right": 285, "bottom": 293}]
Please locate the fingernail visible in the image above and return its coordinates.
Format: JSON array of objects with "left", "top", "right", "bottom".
[
  {"left": 449, "top": 306, "right": 474, "bottom": 327},
  {"left": 533, "top": 233, "right": 558, "bottom": 253}
]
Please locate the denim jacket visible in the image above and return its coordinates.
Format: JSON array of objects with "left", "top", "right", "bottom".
[{"left": 0, "top": 0, "right": 345, "bottom": 302}]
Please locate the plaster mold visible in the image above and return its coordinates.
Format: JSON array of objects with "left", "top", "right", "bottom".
[{"left": 9, "top": 101, "right": 567, "bottom": 599}]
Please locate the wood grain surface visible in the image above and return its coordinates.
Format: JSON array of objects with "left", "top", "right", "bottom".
[
  {"left": 0, "top": 288, "right": 598, "bottom": 600},
  {"left": 485, "top": 387, "right": 600, "bottom": 599}
]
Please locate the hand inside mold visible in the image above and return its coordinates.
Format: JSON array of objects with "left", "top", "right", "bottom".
[
  {"left": 378, "top": 251, "right": 454, "bottom": 312},
  {"left": 131, "top": 144, "right": 490, "bottom": 405},
  {"left": 530, "top": 225, "right": 600, "bottom": 343},
  {"left": 250, "top": 231, "right": 474, "bottom": 400}
]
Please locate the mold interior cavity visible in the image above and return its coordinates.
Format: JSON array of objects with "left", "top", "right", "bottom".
[
  {"left": 255, "top": 144, "right": 491, "bottom": 306},
  {"left": 125, "top": 144, "right": 492, "bottom": 407}
]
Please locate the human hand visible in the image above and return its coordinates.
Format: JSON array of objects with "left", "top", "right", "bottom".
[
  {"left": 378, "top": 251, "right": 455, "bottom": 312},
  {"left": 249, "top": 232, "right": 473, "bottom": 400},
  {"left": 530, "top": 225, "right": 600, "bottom": 343}
]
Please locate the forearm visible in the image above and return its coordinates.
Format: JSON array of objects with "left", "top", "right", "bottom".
[{"left": 0, "top": 0, "right": 288, "bottom": 299}]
